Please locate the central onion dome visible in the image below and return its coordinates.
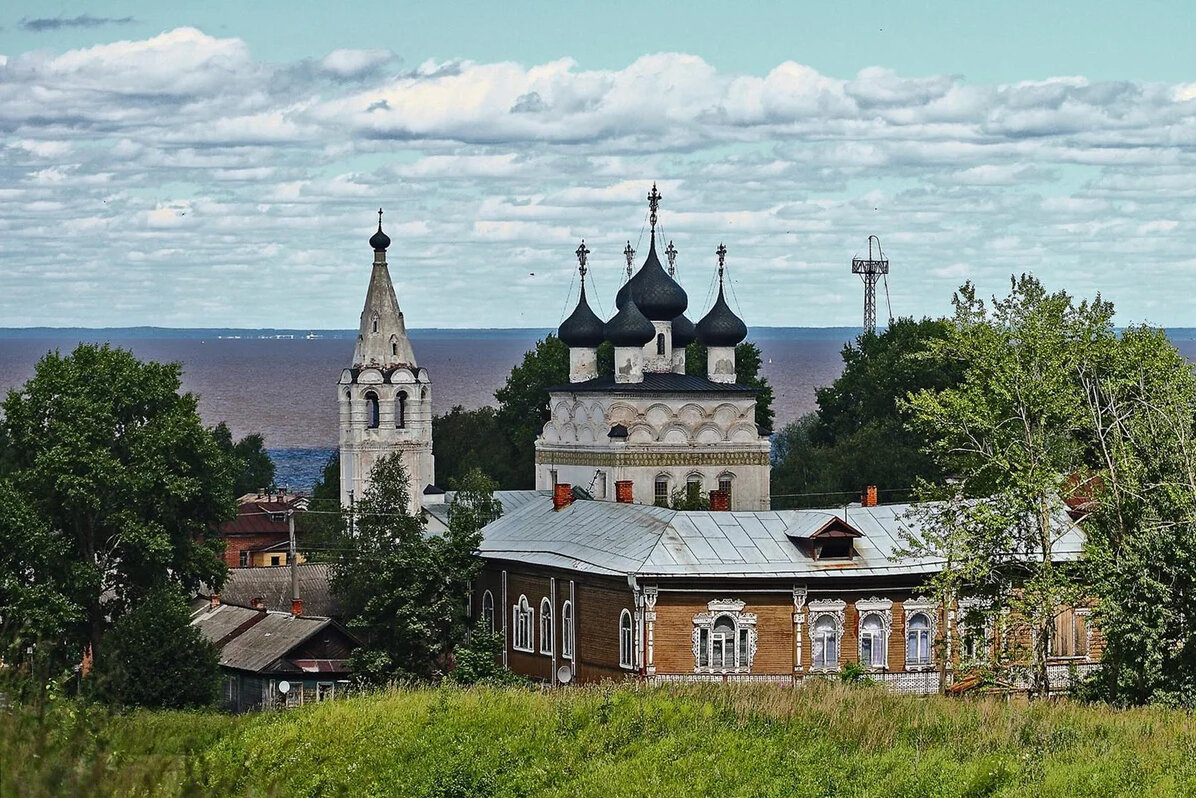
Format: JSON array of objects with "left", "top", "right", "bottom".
[
  {"left": 557, "top": 284, "right": 606, "bottom": 348},
  {"left": 605, "top": 298, "right": 656, "bottom": 347},
  {"left": 616, "top": 237, "right": 688, "bottom": 320},
  {"left": 696, "top": 284, "right": 747, "bottom": 347},
  {"left": 671, "top": 312, "right": 697, "bottom": 348}
]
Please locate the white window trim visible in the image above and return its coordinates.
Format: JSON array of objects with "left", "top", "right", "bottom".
[
  {"left": 956, "top": 597, "right": 991, "bottom": 665},
  {"left": 619, "top": 609, "right": 635, "bottom": 670},
  {"left": 539, "top": 597, "right": 553, "bottom": 655},
  {"left": 512, "top": 595, "right": 534, "bottom": 653},
  {"left": 856, "top": 597, "right": 893, "bottom": 671},
  {"left": 691, "top": 598, "right": 758, "bottom": 675},
  {"left": 904, "top": 596, "right": 940, "bottom": 671},
  {"left": 807, "top": 598, "right": 846, "bottom": 672},
  {"left": 481, "top": 590, "right": 495, "bottom": 634},
  {"left": 561, "top": 600, "right": 574, "bottom": 660},
  {"left": 1048, "top": 606, "right": 1092, "bottom": 661}
]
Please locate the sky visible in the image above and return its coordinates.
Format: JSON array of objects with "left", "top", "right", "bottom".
[{"left": 1, "top": 1, "right": 1195, "bottom": 329}]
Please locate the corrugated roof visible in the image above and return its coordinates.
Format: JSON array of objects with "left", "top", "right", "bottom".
[
  {"left": 191, "top": 604, "right": 338, "bottom": 672},
  {"left": 480, "top": 498, "right": 1086, "bottom": 580}
]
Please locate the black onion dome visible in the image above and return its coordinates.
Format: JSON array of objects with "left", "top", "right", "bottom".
[
  {"left": 627, "top": 238, "right": 688, "bottom": 320},
  {"left": 605, "top": 299, "right": 656, "bottom": 347},
  {"left": 369, "top": 224, "right": 391, "bottom": 251},
  {"left": 615, "top": 278, "right": 633, "bottom": 310},
  {"left": 671, "top": 312, "right": 697, "bottom": 348},
  {"left": 558, "top": 285, "right": 606, "bottom": 348},
  {"left": 696, "top": 285, "right": 747, "bottom": 347}
]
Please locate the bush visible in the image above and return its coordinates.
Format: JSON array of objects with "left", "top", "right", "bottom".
[{"left": 91, "top": 587, "right": 219, "bottom": 710}]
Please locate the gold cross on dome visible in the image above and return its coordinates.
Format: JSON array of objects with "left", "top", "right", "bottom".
[
  {"left": 665, "top": 240, "right": 677, "bottom": 276},
  {"left": 377, "top": 208, "right": 383, "bottom": 227},
  {"left": 716, "top": 243, "right": 727, "bottom": 280},
  {"left": 623, "top": 241, "right": 635, "bottom": 278}
]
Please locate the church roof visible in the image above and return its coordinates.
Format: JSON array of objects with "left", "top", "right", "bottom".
[
  {"left": 557, "top": 284, "right": 606, "bottom": 348},
  {"left": 352, "top": 212, "right": 418, "bottom": 370},
  {"left": 620, "top": 237, "right": 688, "bottom": 321},
  {"left": 604, "top": 296, "right": 656, "bottom": 347},
  {"left": 479, "top": 498, "right": 1085, "bottom": 580},
  {"left": 547, "top": 372, "right": 757, "bottom": 394},
  {"left": 696, "top": 283, "right": 747, "bottom": 347},
  {"left": 671, "top": 312, "right": 697, "bottom": 348}
]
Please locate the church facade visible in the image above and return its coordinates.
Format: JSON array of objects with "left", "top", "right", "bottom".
[
  {"left": 337, "top": 212, "right": 434, "bottom": 513},
  {"left": 535, "top": 186, "right": 771, "bottom": 511},
  {"left": 337, "top": 193, "right": 1101, "bottom": 692}
]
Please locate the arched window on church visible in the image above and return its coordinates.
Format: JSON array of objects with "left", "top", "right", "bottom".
[
  {"left": 656, "top": 332, "right": 666, "bottom": 356},
  {"left": 364, "top": 391, "right": 380, "bottom": 429},
  {"left": 391, "top": 337, "right": 399, "bottom": 356},
  {"left": 396, "top": 391, "right": 407, "bottom": 429},
  {"left": 371, "top": 314, "right": 379, "bottom": 334}
]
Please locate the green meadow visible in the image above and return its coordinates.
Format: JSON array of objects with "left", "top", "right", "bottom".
[{"left": 4, "top": 682, "right": 1196, "bottom": 797}]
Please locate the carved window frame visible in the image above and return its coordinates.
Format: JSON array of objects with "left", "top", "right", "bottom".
[
  {"left": 904, "top": 596, "right": 940, "bottom": 671},
  {"left": 691, "top": 599, "right": 758, "bottom": 674},
  {"left": 856, "top": 597, "right": 893, "bottom": 671},
  {"left": 807, "top": 598, "right": 846, "bottom": 672},
  {"left": 956, "top": 597, "right": 992, "bottom": 665},
  {"left": 512, "top": 594, "right": 534, "bottom": 653}
]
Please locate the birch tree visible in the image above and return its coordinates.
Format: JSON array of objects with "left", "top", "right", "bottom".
[{"left": 904, "top": 276, "right": 1108, "bottom": 695}]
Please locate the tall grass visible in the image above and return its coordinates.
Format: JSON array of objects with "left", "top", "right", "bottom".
[{"left": 4, "top": 682, "right": 1196, "bottom": 797}]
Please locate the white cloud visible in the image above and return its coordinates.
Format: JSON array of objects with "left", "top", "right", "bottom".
[{"left": 2, "top": 28, "right": 1196, "bottom": 329}]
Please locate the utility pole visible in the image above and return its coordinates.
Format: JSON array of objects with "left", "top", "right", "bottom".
[
  {"left": 288, "top": 506, "right": 299, "bottom": 614},
  {"left": 851, "top": 235, "right": 890, "bottom": 333}
]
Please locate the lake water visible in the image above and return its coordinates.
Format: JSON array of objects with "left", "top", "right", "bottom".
[
  {"left": 0, "top": 333, "right": 847, "bottom": 489},
  {"left": 9, "top": 332, "right": 1193, "bottom": 491}
]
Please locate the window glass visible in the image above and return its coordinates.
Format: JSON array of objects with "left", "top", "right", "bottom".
[
  {"left": 860, "top": 613, "right": 886, "bottom": 668},
  {"left": 907, "top": 612, "right": 932, "bottom": 666},
  {"left": 654, "top": 477, "right": 669, "bottom": 507},
  {"left": 698, "top": 628, "right": 710, "bottom": 667},
  {"left": 561, "top": 601, "right": 573, "bottom": 659},
  {"left": 719, "top": 476, "right": 733, "bottom": 506},
  {"left": 813, "top": 615, "right": 838, "bottom": 669},
  {"left": 540, "top": 598, "right": 553, "bottom": 654},
  {"left": 481, "top": 591, "right": 494, "bottom": 633},
  {"left": 712, "top": 615, "right": 735, "bottom": 668},
  {"left": 619, "top": 610, "right": 634, "bottom": 668}
]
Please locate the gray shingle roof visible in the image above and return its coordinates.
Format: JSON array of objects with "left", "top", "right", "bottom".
[
  {"left": 191, "top": 604, "right": 340, "bottom": 673},
  {"left": 479, "top": 498, "right": 1085, "bottom": 580},
  {"left": 219, "top": 563, "right": 342, "bottom": 618}
]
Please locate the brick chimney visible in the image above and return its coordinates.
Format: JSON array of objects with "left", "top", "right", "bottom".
[
  {"left": 209, "top": 593, "right": 221, "bottom": 608},
  {"left": 709, "top": 489, "right": 729, "bottom": 511},
  {"left": 291, "top": 598, "right": 304, "bottom": 617},
  {"left": 861, "top": 485, "right": 878, "bottom": 507},
  {"left": 250, "top": 596, "right": 265, "bottom": 610},
  {"left": 615, "top": 480, "right": 634, "bottom": 504},
  {"left": 553, "top": 483, "right": 574, "bottom": 511}
]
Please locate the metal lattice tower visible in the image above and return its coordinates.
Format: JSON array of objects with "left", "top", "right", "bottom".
[{"left": 851, "top": 235, "right": 889, "bottom": 333}]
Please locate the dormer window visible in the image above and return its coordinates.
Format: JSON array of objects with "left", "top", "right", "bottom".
[{"left": 786, "top": 516, "right": 864, "bottom": 561}]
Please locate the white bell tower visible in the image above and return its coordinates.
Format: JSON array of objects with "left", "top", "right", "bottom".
[{"left": 337, "top": 209, "right": 434, "bottom": 513}]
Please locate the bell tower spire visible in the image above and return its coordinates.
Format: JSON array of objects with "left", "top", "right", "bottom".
[{"left": 338, "top": 208, "right": 435, "bottom": 513}]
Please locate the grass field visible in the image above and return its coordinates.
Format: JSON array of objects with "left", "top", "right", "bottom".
[{"left": 4, "top": 681, "right": 1196, "bottom": 797}]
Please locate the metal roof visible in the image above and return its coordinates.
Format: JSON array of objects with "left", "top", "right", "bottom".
[
  {"left": 191, "top": 604, "right": 341, "bottom": 673},
  {"left": 480, "top": 498, "right": 1085, "bottom": 581},
  {"left": 426, "top": 489, "right": 549, "bottom": 529}
]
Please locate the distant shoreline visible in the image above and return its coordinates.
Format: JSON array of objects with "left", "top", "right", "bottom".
[
  {"left": 4, "top": 325, "right": 1196, "bottom": 341},
  {"left": 0, "top": 326, "right": 870, "bottom": 341}
]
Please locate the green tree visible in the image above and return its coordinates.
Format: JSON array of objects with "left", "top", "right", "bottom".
[
  {"left": 0, "top": 479, "right": 82, "bottom": 682},
  {"left": 770, "top": 318, "right": 960, "bottom": 505},
  {"left": 685, "top": 340, "right": 775, "bottom": 430},
  {"left": 210, "top": 422, "right": 276, "bottom": 497},
  {"left": 0, "top": 344, "right": 234, "bottom": 677},
  {"left": 297, "top": 451, "right": 343, "bottom": 558},
  {"left": 1076, "top": 325, "right": 1196, "bottom": 706},
  {"left": 433, "top": 406, "right": 518, "bottom": 488},
  {"left": 92, "top": 586, "right": 220, "bottom": 709},
  {"left": 902, "top": 276, "right": 1103, "bottom": 696},
  {"left": 450, "top": 619, "right": 524, "bottom": 686},
  {"left": 493, "top": 335, "right": 572, "bottom": 488},
  {"left": 332, "top": 457, "right": 493, "bottom": 684}
]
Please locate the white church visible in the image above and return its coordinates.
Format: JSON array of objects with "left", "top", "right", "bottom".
[{"left": 337, "top": 188, "right": 770, "bottom": 513}]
